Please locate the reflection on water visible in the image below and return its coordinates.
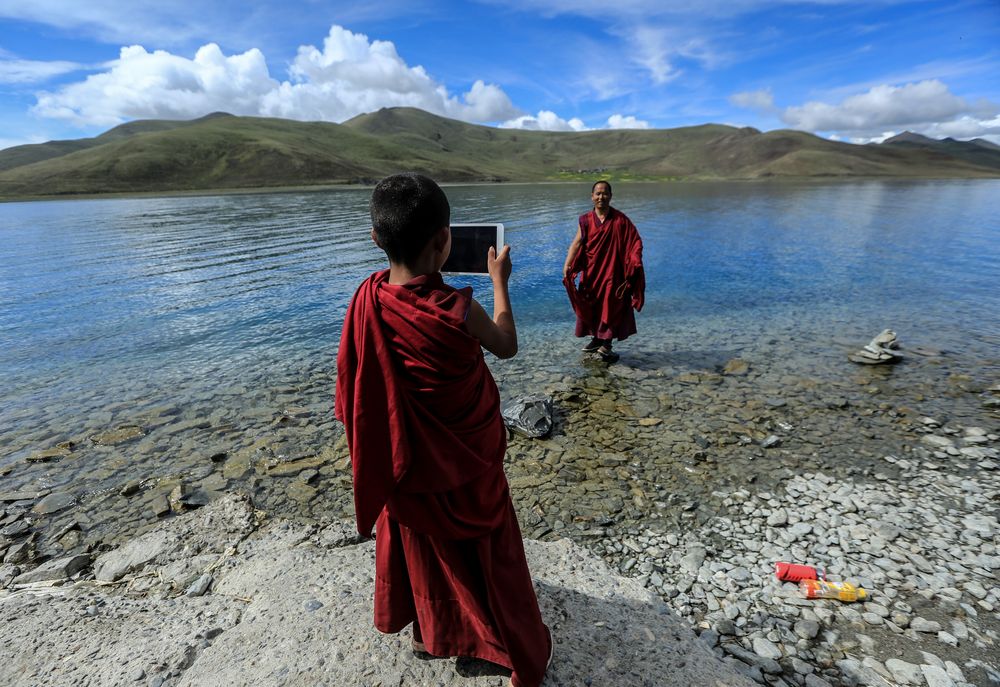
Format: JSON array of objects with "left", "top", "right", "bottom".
[{"left": 0, "top": 181, "right": 998, "bottom": 546}]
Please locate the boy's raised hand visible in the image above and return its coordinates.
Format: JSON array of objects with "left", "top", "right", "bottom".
[{"left": 488, "top": 244, "right": 512, "bottom": 285}]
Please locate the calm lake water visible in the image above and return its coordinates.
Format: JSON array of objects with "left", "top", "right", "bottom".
[{"left": 1, "top": 180, "right": 998, "bottom": 542}]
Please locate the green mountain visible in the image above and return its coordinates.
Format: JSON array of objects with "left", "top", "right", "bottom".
[
  {"left": 1, "top": 108, "right": 998, "bottom": 199},
  {"left": 880, "top": 131, "right": 1000, "bottom": 171}
]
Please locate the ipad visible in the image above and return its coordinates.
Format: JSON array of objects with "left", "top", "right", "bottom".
[{"left": 442, "top": 223, "right": 505, "bottom": 275}]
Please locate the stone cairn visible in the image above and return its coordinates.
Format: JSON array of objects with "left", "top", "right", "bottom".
[{"left": 848, "top": 329, "right": 902, "bottom": 365}]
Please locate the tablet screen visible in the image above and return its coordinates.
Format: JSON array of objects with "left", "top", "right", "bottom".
[{"left": 442, "top": 224, "right": 504, "bottom": 274}]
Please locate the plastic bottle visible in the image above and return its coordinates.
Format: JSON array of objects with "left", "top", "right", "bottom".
[{"left": 799, "top": 579, "right": 868, "bottom": 603}]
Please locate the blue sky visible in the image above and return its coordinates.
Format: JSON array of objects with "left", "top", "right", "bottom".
[{"left": 1, "top": 0, "right": 998, "bottom": 150}]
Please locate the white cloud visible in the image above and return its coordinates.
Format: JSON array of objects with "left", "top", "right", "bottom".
[
  {"left": 500, "top": 111, "right": 650, "bottom": 131},
  {"left": 777, "top": 80, "right": 1000, "bottom": 141},
  {"left": 921, "top": 115, "right": 1000, "bottom": 140},
  {"left": 729, "top": 88, "right": 775, "bottom": 113},
  {"left": 0, "top": 58, "right": 86, "bottom": 84},
  {"left": 30, "top": 26, "right": 521, "bottom": 127},
  {"left": 782, "top": 80, "right": 977, "bottom": 131},
  {"left": 500, "top": 110, "right": 586, "bottom": 131},
  {"left": 631, "top": 26, "right": 682, "bottom": 85},
  {"left": 0, "top": 0, "right": 215, "bottom": 45},
  {"left": 606, "top": 114, "right": 649, "bottom": 129}
]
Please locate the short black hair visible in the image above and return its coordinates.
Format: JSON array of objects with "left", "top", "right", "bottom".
[
  {"left": 370, "top": 173, "right": 450, "bottom": 264},
  {"left": 592, "top": 180, "right": 612, "bottom": 194}
]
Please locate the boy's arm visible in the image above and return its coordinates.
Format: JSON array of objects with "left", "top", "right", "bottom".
[{"left": 466, "top": 245, "right": 517, "bottom": 359}]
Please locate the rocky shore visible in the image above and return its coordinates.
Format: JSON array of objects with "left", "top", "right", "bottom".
[
  {"left": 0, "top": 493, "right": 756, "bottom": 687},
  {"left": 2, "top": 331, "right": 998, "bottom": 686}
]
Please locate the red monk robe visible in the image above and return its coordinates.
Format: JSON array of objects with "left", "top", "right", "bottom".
[
  {"left": 335, "top": 269, "right": 551, "bottom": 687},
  {"left": 564, "top": 207, "right": 645, "bottom": 341}
]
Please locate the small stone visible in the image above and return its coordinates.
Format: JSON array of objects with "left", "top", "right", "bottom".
[
  {"left": 885, "top": 659, "right": 922, "bottom": 685},
  {"left": 766, "top": 509, "right": 788, "bottom": 527},
  {"left": 0, "top": 564, "right": 21, "bottom": 587},
  {"left": 89, "top": 425, "right": 144, "bottom": 445},
  {"left": 921, "top": 435, "right": 954, "bottom": 450},
  {"left": 752, "top": 637, "right": 782, "bottom": 660},
  {"left": 920, "top": 664, "right": 956, "bottom": 687},
  {"left": 131, "top": 668, "right": 146, "bottom": 681},
  {"left": 13, "top": 554, "right": 90, "bottom": 584},
  {"left": 963, "top": 580, "right": 987, "bottom": 599},
  {"left": 723, "top": 359, "right": 750, "bottom": 376},
  {"left": 185, "top": 573, "right": 212, "bottom": 597},
  {"left": 4, "top": 540, "right": 32, "bottom": 565},
  {"left": 761, "top": 435, "right": 781, "bottom": 449},
  {"left": 119, "top": 480, "right": 143, "bottom": 497},
  {"left": 910, "top": 617, "right": 942, "bottom": 633},
  {"left": 936, "top": 630, "right": 958, "bottom": 647},
  {"left": 0, "top": 520, "right": 31, "bottom": 538},
  {"left": 304, "top": 599, "right": 324, "bottom": 611},
  {"left": 32, "top": 492, "right": 76, "bottom": 515},
  {"left": 794, "top": 619, "right": 820, "bottom": 639},
  {"left": 715, "top": 618, "right": 736, "bottom": 635}
]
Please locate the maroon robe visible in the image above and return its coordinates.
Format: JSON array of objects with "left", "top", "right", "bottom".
[
  {"left": 335, "top": 270, "right": 550, "bottom": 687},
  {"left": 564, "top": 207, "right": 645, "bottom": 341}
]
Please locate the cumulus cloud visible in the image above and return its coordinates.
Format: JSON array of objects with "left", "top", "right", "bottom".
[
  {"left": 500, "top": 111, "right": 650, "bottom": 131},
  {"left": 500, "top": 110, "right": 587, "bottom": 131},
  {"left": 729, "top": 88, "right": 775, "bottom": 113},
  {"left": 730, "top": 80, "right": 1000, "bottom": 142},
  {"left": 781, "top": 80, "right": 981, "bottom": 132},
  {"left": 0, "top": 58, "right": 86, "bottom": 84},
  {"left": 606, "top": 114, "right": 650, "bottom": 129},
  {"left": 31, "top": 25, "right": 521, "bottom": 127}
]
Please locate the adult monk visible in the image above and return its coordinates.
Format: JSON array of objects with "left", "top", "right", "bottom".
[
  {"left": 563, "top": 180, "right": 645, "bottom": 363},
  {"left": 335, "top": 173, "right": 552, "bottom": 687}
]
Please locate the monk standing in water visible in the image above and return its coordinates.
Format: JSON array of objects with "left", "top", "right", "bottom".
[
  {"left": 563, "top": 180, "right": 645, "bottom": 363},
  {"left": 336, "top": 173, "right": 552, "bottom": 687}
]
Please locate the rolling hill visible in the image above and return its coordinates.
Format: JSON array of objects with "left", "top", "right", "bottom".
[{"left": 1, "top": 108, "right": 998, "bottom": 199}]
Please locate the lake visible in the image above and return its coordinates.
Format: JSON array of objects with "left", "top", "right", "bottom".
[{"left": 1, "top": 180, "right": 998, "bottom": 548}]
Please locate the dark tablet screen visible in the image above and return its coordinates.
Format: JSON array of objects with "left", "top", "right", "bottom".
[{"left": 442, "top": 224, "right": 504, "bottom": 274}]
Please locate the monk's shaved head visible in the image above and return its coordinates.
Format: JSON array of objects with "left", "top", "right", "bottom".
[
  {"left": 371, "top": 173, "right": 450, "bottom": 265},
  {"left": 592, "top": 180, "right": 612, "bottom": 194}
]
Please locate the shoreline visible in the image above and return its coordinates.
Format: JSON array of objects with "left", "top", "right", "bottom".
[
  {"left": 2, "top": 174, "right": 999, "bottom": 204},
  {"left": 2, "top": 343, "right": 998, "bottom": 686},
  {"left": 2, "top": 419, "right": 996, "bottom": 686}
]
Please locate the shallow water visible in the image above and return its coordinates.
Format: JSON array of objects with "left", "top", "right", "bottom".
[{"left": 1, "top": 180, "right": 998, "bottom": 548}]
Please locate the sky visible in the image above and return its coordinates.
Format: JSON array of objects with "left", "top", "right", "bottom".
[{"left": 1, "top": 0, "right": 998, "bottom": 151}]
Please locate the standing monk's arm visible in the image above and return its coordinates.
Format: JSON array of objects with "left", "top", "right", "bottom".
[
  {"left": 563, "top": 227, "right": 583, "bottom": 279},
  {"left": 466, "top": 245, "right": 518, "bottom": 359}
]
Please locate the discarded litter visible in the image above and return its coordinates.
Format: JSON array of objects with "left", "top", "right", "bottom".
[
  {"left": 501, "top": 394, "right": 554, "bottom": 438},
  {"left": 775, "top": 562, "right": 825, "bottom": 582},
  {"left": 799, "top": 579, "right": 868, "bottom": 603}
]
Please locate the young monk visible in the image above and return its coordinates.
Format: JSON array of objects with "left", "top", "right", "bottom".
[
  {"left": 562, "top": 180, "right": 645, "bottom": 363},
  {"left": 335, "top": 173, "right": 552, "bottom": 687}
]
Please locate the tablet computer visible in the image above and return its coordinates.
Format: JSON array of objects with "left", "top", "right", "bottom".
[{"left": 442, "top": 223, "right": 505, "bottom": 275}]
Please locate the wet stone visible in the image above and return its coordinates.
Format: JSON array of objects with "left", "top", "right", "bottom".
[
  {"left": 89, "top": 425, "right": 145, "bottom": 446},
  {"left": 0, "top": 520, "right": 31, "bottom": 538},
  {"left": 32, "top": 492, "right": 76, "bottom": 515}
]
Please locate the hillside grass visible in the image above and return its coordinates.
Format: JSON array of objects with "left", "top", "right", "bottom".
[{"left": 2, "top": 108, "right": 998, "bottom": 199}]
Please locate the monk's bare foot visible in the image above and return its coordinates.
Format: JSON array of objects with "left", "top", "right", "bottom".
[{"left": 411, "top": 639, "right": 427, "bottom": 653}]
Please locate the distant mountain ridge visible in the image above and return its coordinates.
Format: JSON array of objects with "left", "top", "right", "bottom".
[{"left": 1, "top": 109, "right": 998, "bottom": 198}]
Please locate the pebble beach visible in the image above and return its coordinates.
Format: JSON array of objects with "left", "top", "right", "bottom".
[{"left": 2, "top": 323, "right": 998, "bottom": 686}]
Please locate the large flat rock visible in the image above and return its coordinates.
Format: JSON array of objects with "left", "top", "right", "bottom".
[{"left": 0, "top": 495, "right": 754, "bottom": 687}]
